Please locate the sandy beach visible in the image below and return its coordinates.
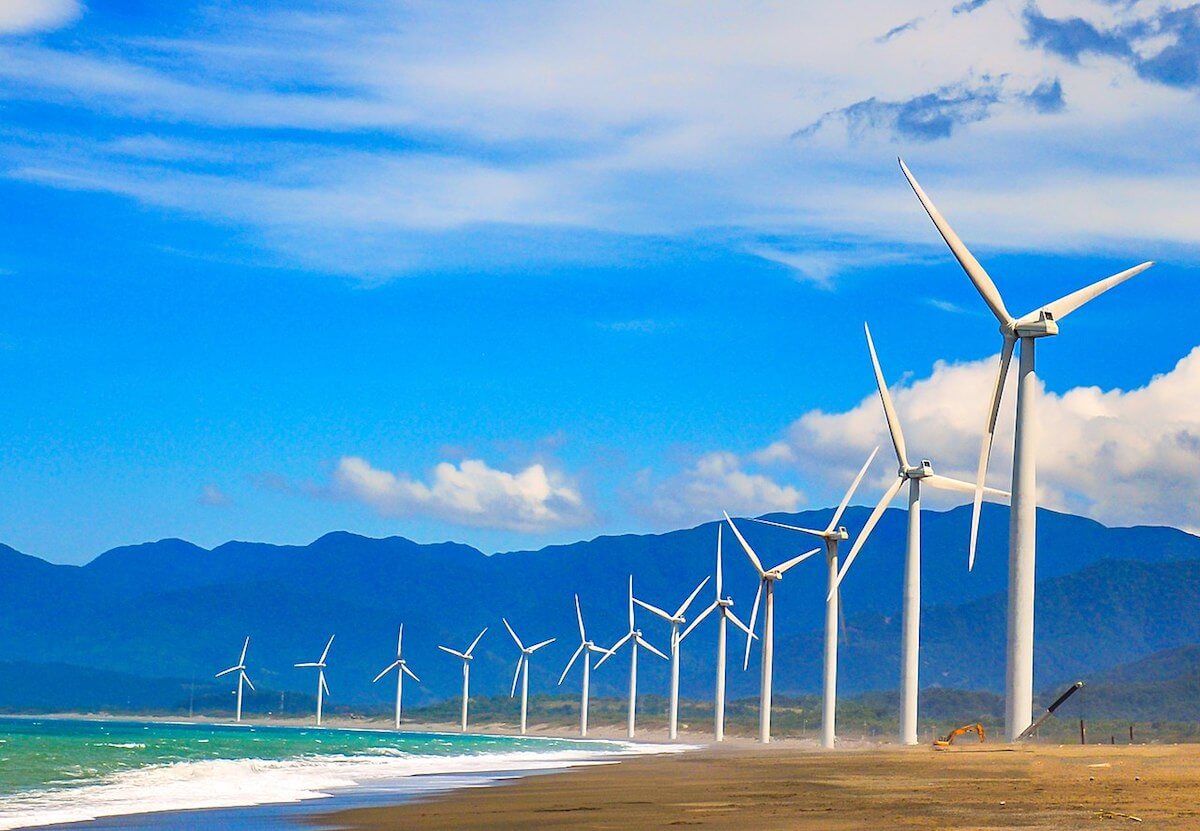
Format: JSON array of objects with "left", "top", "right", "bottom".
[{"left": 321, "top": 741, "right": 1200, "bottom": 830}]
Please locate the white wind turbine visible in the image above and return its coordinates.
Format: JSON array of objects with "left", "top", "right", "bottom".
[
  {"left": 595, "top": 576, "right": 668, "bottom": 738},
  {"left": 558, "top": 595, "right": 613, "bottom": 737},
  {"left": 294, "top": 634, "right": 334, "bottom": 727},
  {"left": 215, "top": 636, "right": 254, "bottom": 723},
  {"left": 898, "top": 158, "right": 1154, "bottom": 740},
  {"left": 678, "top": 526, "right": 755, "bottom": 741},
  {"left": 438, "top": 628, "right": 488, "bottom": 733},
  {"left": 833, "top": 322, "right": 1008, "bottom": 745},
  {"left": 502, "top": 618, "right": 556, "bottom": 735},
  {"left": 634, "top": 576, "right": 709, "bottom": 740},
  {"left": 724, "top": 514, "right": 821, "bottom": 745},
  {"left": 744, "top": 447, "right": 879, "bottom": 748},
  {"left": 372, "top": 624, "right": 421, "bottom": 730}
]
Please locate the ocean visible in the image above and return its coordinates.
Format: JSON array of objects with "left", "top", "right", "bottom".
[{"left": 0, "top": 717, "right": 663, "bottom": 829}]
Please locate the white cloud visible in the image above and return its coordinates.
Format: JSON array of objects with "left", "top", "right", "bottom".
[
  {"left": 0, "top": 0, "right": 80, "bottom": 33},
  {"left": 637, "top": 451, "right": 804, "bottom": 526},
  {"left": 330, "top": 456, "right": 592, "bottom": 532},
  {"left": 197, "top": 484, "right": 231, "bottom": 507}
]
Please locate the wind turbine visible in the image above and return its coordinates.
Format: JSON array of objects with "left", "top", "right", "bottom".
[
  {"left": 679, "top": 526, "right": 755, "bottom": 741},
  {"left": 372, "top": 624, "right": 421, "bottom": 730},
  {"left": 294, "top": 634, "right": 334, "bottom": 727},
  {"left": 215, "top": 636, "right": 254, "bottom": 723},
  {"left": 558, "top": 594, "right": 612, "bottom": 737},
  {"left": 595, "top": 576, "right": 668, "bottom": 738},
  {"left": 634, "top": 576, "right": 709, "bottom": 740},
  {"left": 898, "top": 158, "right": 1154, "bottom": 740},
  {"left": 724, "top": 514, "right": 821, "bottom": 744},
  {"left": 834, "top": 323, "right": 1008, "bottom": 745},
  {"left": 746, "top": 447, "right": 879, "bottom": 748},
  {"left": 502, "top": 618, "right": 555, "bottom": 735},
  {"left": 438, "top": 628, "right": 487, "bottom": 733}
]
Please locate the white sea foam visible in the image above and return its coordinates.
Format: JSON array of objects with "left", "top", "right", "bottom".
[{"left": 0, "top": 742, "right": 685, "bottom": 830}]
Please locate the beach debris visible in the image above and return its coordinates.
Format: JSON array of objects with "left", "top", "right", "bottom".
[{"left": 1095, "top": 810, "right": 1143, "bottom": 822}]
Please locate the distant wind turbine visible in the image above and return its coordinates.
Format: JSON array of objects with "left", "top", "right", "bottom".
[
  {"left": 724, "top": 514, "right": 820, "bottom": 744},
  {"left": 678, "top": 526, "right": 755, "bottom": 741},
  {"left": 898, "top": 158, "right": 1153, "bottom": 739},
  {"left": 634, "top": 576, "right": 710, "bottom": 740},
  {"left": 595, "top": 576, "right": 668, "bottom": 738},
  {"left": 743, "top": 445, "right": 878, "bottom": 748},
  {"left": 215, "top": 636, "right": 254, "bottom": 723},
  {"left": 438, "top": 628, "right": 488, "bottom": 733},
  {"left": 833, "top": 323, "right": 1008, "bottom": 745},
  {"left": 294, "top": 634, "right": 334, "bottom": 726},
  {"left": 372, "top": 624, "right": 421, "bottom": 730},
  {"left": 502, "top": 618, "right": 555, "bottom": 735},
  {"left": 558, "top": 594, "right": 613, "bottom": 737}
]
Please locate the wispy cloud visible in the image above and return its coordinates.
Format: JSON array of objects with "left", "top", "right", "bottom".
[{"left": 0, "top": 0, "right": 80, "bottom": 34}]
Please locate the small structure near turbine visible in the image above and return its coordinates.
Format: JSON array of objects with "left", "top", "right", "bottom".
[
  {"left": 438, "top": 628, "right": 488, "bottom": 733},
  {"left": 634, "top": 575, "right": 710, "bottom": 740},
  {"left": 502, "top": 618, "right": 555, "bottom": 735},
  {"left": 215, "top": 636, "right": 254, "bottom": 723},
  {"left": 294, "top": 634, "right": 334, "bottom": 727},
  {"left": 595, "top": 576, "right": 668, "bottom": 738},
  {"left": 558, "top": 594, "right": 612, "bottom": 737},
  {"left": 372, "top": 624, "right": 421, "bottom": 730}
]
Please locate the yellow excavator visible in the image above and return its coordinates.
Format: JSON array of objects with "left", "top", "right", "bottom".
[{"left": 933, "top": 723, "right": 986, "bottom": 748}]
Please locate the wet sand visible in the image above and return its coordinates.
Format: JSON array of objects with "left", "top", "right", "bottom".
[{"left": 321, "top": 742, "right": 1200, "bottom": 830}]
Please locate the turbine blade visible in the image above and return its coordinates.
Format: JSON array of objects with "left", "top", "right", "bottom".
[
  {"left": 680, "top": 601, "right": 717, "bottom": 641},
  {"left": 320, "top": 671, "right": 329, "bottom": 697},
  {"left": 627, "top": 575, "right": 635, "bottom": 630},
  {"left": 239, "top": 637, "right": 250, "bottom": 666},
  {"left": 774, "top": 546, "right": 823, "bottom": 576},
  {"left": 715, "top": 525, "right": 723, "bottom": 599},
  {"left": 898, "top": 158, "right": 1013, "bottom": 325},
  {"left": 438, "top": 646, "right": 467, "bottom": 659},
  {"left": 636, "top": 635, "right": 668, "bottom": 661},
  {"left": 559, "top": 642, "right": 585, "bottom": 685},
  {"left": 319, "top": 635, "right": 335, "bottom": 664},
  {"left": 242, "top": 671, "right": 255, "bottom": 692},
  {"left": 827, "top": 446, "right": 879, "bottom": 533},
  {"left": 633, "top": 597, "right": 673, "bottom": 621},
  {"left": 864, "top": 322, "right": 909, "bottom": 469},
  {"left": 743, "top": 582, "right": 762, "bottom": 671},
  {"left": 397, "top": 623, "right": 404, "bottom": 656},
  {"left": 595, "top": 633, "right": 630, "bottom": 668},
  {"left": 723, "top": 512, "right": 766, "bottom": 576},
  {"left": 502, "top": 617, "right": 524, "bottom": 651},
  {"left": 372, "top": 661, "right": 400, "bottom": 684},
  {"left": 925, "top": 472, "right": 1003, "bottom": 497},
  {"left": 674, "top": 576, "right": 710, "bottom": 619},
  {"left": 831, "top": 475, "right": 906, "bottom": 600},
  {"left": 401, "top": 664, "right": 420, "bottom": 683},
  {"left": 294, "top": 662, "right": 320, "bottom": 668},
  {"left": 511, "top": 656, "right": 523, "bottom": 698},
  {"left": 574, "top": 594, "right": 586, "bottom": 641},
  {"left": 215, "top": 666, "right": 239, "bottom": 678},
  {"left": 465, "top": 627, "right": 488, "bottom": 657},
  {"left": 1038, "top": 261, "right": 1154, "bottom": 323},
  {"left": 749, "top": 517, "right": 825, "bottom": 537},
  {"left": 725, "top": 608, "right": 756, "bottom": 639},
  {"left": 970, "top": 334, "right": 1016, "bottom": 571},
  {"left": 528, "top": 638, "right": 556, "bottom": 652}
]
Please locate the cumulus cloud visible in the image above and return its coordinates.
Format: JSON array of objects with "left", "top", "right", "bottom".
[
  {"left": 635, "top": 452, "right": 804, "bottom": 526},
  {"left": 0, "top": 0, "right": 80, "bottom": 33},
  {"left": 329, "top": 456, "right": 592, "bottom": 532}
]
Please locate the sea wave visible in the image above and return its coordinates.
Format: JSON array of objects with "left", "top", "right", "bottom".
[{"left": 0, "top": 741, "right": 683, "bottom": 830}]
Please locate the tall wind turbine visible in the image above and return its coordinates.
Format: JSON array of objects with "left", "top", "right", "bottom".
[
  {"left": 215, "top": 636, "right": 254, "bottom": 723},
  {"left": 898, "top": 158, "right": 1154, "bottom": 740},
  {"left": 502, "top": 618, "right": 555, "bottom": 735},
  {"left": 558, "top": 594, "right": 612, "bottom": 737},
  {"left": 438, "top": 628, "right": 487, "bottom": 733},
  {"left": 595, "top": 576, "right": 668, "bottom": 738},
  {"left": 747, "top": 447, "right": 879, "bottom": 748},
  {"left": 294, "top": 634, "right": 334, "bottom": 726},
  {"left": 724, "top": 514, "right": 820, "bottom": 744},
  {"left": 372, "top": 624, "right": 421, "bottom": 730},
  {"left": 834, "top": 323, "right": 1008, "bottom": 745},
  {"left": 679, "top": 526, "right": 755, "bottom": 741},
  {"left": 634, "top": 576, "right": 709, "bottom": 740}
]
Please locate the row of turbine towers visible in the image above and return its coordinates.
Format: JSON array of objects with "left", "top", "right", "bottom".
[{"left": 219, "top": 159, "right": 1154, "bottom": 746}]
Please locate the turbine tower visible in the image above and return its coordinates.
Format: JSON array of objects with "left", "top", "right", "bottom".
[
  {"left": 372, "top": 624, "right": 421, "bottom": 730},
  {"left": 679, "top": 526, "right": 755, "bottom": 741},
  {"left": 748, "top": 447, "right": 878, "bottom": 748},
  {"left": 502, "top": 618, "right": 556, "bottom": 735},
  {"left": 595, "top": 576, "right": 668, "bottom": 738},
  {"left": 215, "top": 636, "right": 254, "bottom": 723},
  {"left": 558, "top": 595, "right": 612, "bottom": 737},
  {"left": 294, "top": 634, "right": 334, "bottom": 726},
  {"left": 898, "top": 158, "right": 1154, "bottom": 739},
  {"left": 438, "top": 628, "right": 487, "bottom": 733},
  {"left": 834, "top": 323, "right": 1007, "bottom": 745},
  {"left": 634, "top": 576, "right": 710, "bottom": 740},
  {"left": 725, "top": 514, "right": 820, "bottom": 744}
]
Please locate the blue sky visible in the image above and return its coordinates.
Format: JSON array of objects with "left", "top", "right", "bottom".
[{"left": 1, "top": 0, "right": 1199, "bottom": 563}]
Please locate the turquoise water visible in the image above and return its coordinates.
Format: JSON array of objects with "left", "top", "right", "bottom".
[{"left": 0, "top": 718, "right": 643, "bottom": 829}]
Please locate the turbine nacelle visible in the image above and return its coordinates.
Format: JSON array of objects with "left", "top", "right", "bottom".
[
  {"left": 1011, "top": 309, "right": 1059, "bottom": 338},
  {"left": 717, "top": 597, "right": 734, "bottom": 608},
  {"left": 902, "top": 460, "right": 936, "bottom": 479}
]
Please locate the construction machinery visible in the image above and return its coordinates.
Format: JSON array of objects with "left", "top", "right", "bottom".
[{"left": 933, "top": 723, "right": 986, "bottom": 748}]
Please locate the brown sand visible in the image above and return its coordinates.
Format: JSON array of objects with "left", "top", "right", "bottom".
[{"left": 321, "top": 742, "right": 1200, "bottom": 830}]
